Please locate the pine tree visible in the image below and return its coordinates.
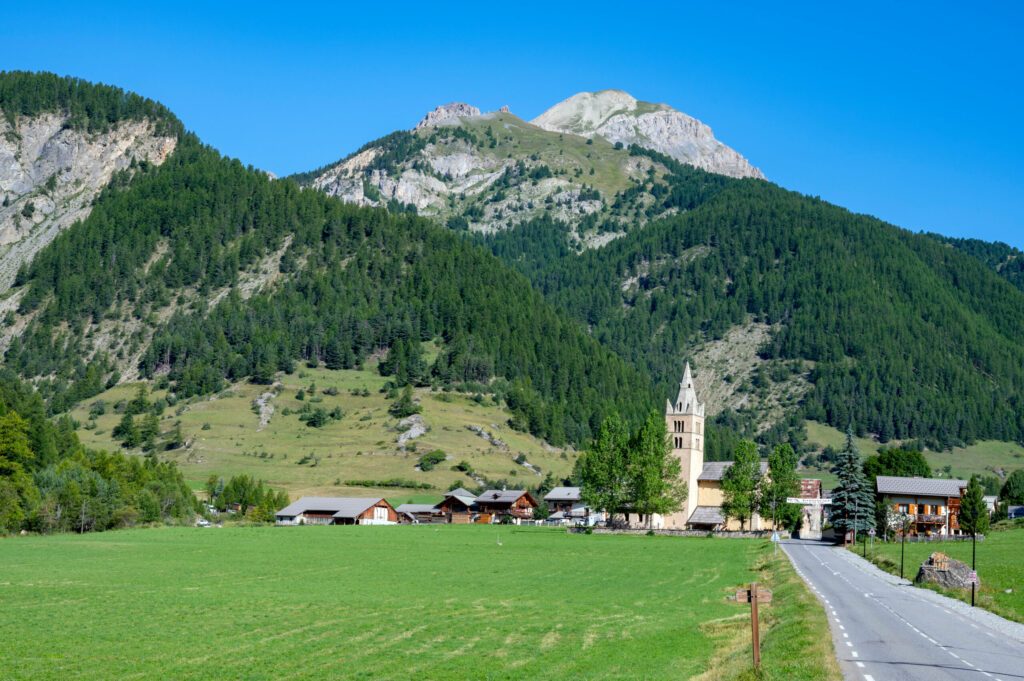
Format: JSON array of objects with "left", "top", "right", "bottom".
[
  {"left": 830, "top": 427, "right": 876, "bottom": 536},
  {"left": 960, "top": 475, "right": 990, "bottom": 538},
  {"left": 112, "top": 413, "right": 140, "bottom": 449},
  {"left": 140, "top": 413, "right": 160, "bottom": 451}
]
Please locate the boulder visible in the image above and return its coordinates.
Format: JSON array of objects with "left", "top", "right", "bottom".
[{"left": 915, "top": 552, "right": 979, "bottom": 590}]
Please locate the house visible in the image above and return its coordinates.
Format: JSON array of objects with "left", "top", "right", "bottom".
[
  {"left": 544, "top": 487, "right": 602, "bottom": 525},
  {"left": 794, "top": 478, "right": 827, "bottom": 540},
  {"left": 875, "top": 476, "right": 968, "bottom": 536},
  {"left": 475, "top": 489, "right": 537, "bottom": 524},
  {"left": 396, "top": 504, "right": 446, "bottom": 524},
  {"left": 437, "top": 487, "right": 478, "bottom": 524},
  {"left": 983, "top": 495, "right": 998, "bottom": 513},
  {"left": 1008, "top": 505, "right": 1024, "bottom": 520},
  {"left": 275, "top": 497, "right": 398, "bottom": 526}
]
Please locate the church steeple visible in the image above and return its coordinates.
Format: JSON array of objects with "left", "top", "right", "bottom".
[{"left": 670, "top": 362, "right": 704, "bottom": 416}]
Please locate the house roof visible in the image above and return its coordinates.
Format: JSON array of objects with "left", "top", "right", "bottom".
[
  {"left": 276, "top": 496, "right": 383, "bottom": 518},
  {"left": 875, "top": 476, "right": 967, "bottom": 497},
  {"left": 544, "top": 486, "right": 581, "bottom": 502},
  {"left": 687, "top": 506, "right": 726, "bottom": 526},
  {"left": 698, "top": 461, "right": 769, "bottom": 481},
  {"left": 476, "top": 489, "right": 533, "bottom": 505},
  {"left": 443, "top": 488, "right": 477, "bottom": 507},
  {"left": 395, "top": 504, "right": 440, "bottom": 514}
]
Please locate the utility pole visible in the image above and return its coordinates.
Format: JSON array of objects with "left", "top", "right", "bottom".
[{"left": 900, "top": 512, "right": 908, "bottom": 580}]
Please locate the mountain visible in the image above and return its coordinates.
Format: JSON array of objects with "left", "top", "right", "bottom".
[
  {"left": 531, "top": 89, "right": 763, "bottom": 180},
  {"left": 0, "top": 72, "right": 180, "bottom": 292},
  {"left": 0, "top": 72, "right": 655, "bottom": 449}
]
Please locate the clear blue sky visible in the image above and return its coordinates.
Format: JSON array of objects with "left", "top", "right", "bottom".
[{"left": 2, "top": 2, "right": 1021, "bottom": 247}]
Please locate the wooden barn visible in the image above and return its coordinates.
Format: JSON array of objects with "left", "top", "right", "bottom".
[{"left": 437, "top": 488, "right": 478, "bottom": 524}]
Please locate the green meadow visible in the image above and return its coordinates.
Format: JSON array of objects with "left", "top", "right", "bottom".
[
  {"left": 0, "top": 527, "right": 838, "bottom": 680},
  {"left": 860, "top": 527, "right": 1024, "bottom": 623}
]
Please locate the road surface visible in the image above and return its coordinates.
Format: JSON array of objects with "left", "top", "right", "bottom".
[{"left": 783, "top": 539, "right": 1024, "bottom": 681}]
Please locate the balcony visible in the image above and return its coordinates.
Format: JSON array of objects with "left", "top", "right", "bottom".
[{"left": 916, "top": 513, "right": 945, "bottom": 524}]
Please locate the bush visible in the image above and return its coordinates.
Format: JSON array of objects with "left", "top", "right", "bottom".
[{"left": 418, "top": 449, "right": 447, "bottom": 472}]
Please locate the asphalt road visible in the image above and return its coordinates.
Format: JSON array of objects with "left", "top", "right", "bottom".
[{"left": 782, "top": 539, "right": 1024, "bottom": 681}]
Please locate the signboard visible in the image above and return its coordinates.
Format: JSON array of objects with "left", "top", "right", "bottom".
[
  {"left": 967, "top": 571, "right": 978, "bottom": 585},
  {"left": 786, "top": 497, "right": 833, "bottom": 506},
  {"left": 868, "top": 528, "right": 876, "bottom": 537},
  {"left": 735, "top": 587, "right": 773, "bottom": 604},
  {"left": 770, "top": 531, "right": 781, "bottom": 543}
]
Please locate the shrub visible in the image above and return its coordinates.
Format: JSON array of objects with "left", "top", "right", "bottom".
[{"left": 418, "top": 449, "right": 447, "bottom": 472}]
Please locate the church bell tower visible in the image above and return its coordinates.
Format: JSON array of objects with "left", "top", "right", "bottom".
[{"left": 664, "top": 362, "right": 705, "bottom": 528}]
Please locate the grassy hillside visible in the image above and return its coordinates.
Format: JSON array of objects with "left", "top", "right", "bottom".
[
  {"left": 71, "top": 365, "right": 573, "bottom": 499},
  {"left": 861, "top": 527, "right": 1024, "bottom": 623},
  {"left": 802, "top": 421, "right": 1024, "bottom": 489},
  {"left": 0, "top": 526, "right": 839, "bottom": 680}
]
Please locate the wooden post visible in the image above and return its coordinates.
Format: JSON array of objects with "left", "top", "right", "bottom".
[{"left": 750, "top": 581, "right": 761, "bottom": 669}]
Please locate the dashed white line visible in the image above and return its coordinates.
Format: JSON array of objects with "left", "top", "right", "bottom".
[
  {"left": 855, "top": 661, "right": 865, "bottom": 668},
  {"left": 851, "top": 651, "right": 858, "bottom": 658},
  {"left": 864, "top": 675, "right": 875, "bottom": 681}
]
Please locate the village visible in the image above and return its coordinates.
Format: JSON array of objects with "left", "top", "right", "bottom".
[{"left": 274, "top": 364, "right": 1018, "bottom": 538}]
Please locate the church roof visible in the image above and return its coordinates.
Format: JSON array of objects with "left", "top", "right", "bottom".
[
  {"left": 668, "top": 362, "right": 704, "bottom": 416},
  {"left": 687, "top": 506, "right": 726, "bottom": 526},
  {"left": 698, "top": 461, "right": 769, "bottom": 481}
]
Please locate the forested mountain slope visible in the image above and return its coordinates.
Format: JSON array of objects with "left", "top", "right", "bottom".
[
  {"left": 926, "top": 233, "right": 1024, "bottom": 292},
  {"left": 0, "top": 72, "right": 180, "bottom": 291},
  {"left": 482, "top": 150, "right": 1024, "bottom": 449},
  {"left": 0, "top": 74, "right": 655, "bottom": 448}
]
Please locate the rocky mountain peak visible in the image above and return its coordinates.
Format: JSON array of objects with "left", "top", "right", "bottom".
[
  {"left": 532, "top": 90, "right": 763, "bottom": 180},
  {"left": 413, "top": 102, "right": 481, "bottom": 130}
]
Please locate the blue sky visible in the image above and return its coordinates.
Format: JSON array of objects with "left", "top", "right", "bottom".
[{"left": 2, "top": 2, "right": 1021, "bottom": 247}]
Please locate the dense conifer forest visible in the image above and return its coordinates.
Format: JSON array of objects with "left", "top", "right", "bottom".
[{"left": 485, "top": 150, "right": 1024, "bottom": 450}]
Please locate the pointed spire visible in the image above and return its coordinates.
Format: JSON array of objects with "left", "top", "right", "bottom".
[{"left": 672, "top": 361, "right": 704, "bottom": 416}]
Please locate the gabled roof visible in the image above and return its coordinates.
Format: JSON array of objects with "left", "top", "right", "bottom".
[
  {"left": 276, "top": 496, "right": 384, "bottom": 518},
  {"left": 443, "top": 487, "right": 477, "bottom": 507},
  {"left": 395, "top": 504, "right": 440, "bottom": 514},
  {"left": 687, "top": 506, "right": 725, "bottom": 526},
  {"left": 698, "top": 461, "right": 769, "bottom": 481},
  {"left": 544, "top": 486, "right": 581, "bottom": 502},
  {"left": 475, "top": 489, "right": 535, "bottom": 506},
  {"left": 875, "top": 476, "right": 967, "bottom": 497}
]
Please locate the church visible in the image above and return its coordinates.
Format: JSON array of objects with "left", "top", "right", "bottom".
[{"left": 637, "top": 363, "right": 772, "bottom": 531}]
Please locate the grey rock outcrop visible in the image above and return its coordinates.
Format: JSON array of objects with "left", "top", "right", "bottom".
[
  {"left": 413, "top": 102, "right": 481, "bottom": 130},
  {"left": 532, "top": 90, "right": 763, "bottom": 180},
  {"left": 0, "top": 112, "right": 176, "bottom": 291}
]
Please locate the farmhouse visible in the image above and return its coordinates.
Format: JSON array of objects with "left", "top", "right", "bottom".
[
  {"left": 475, "top": 489, "right": 538, "bottom": 524},
  {"left": 437, "top": 487, "right": 478, "bottom": 523},
  {"left": 275, "top": 497, "right": 398, "bottom": 525},
  {"left": 544, "top": 486, "right": 600, "bottom": 525},
  {"left": 396, "top": 504, "right": 446, "bottom": 524},
  {"left": 875, "top": 476, "right": 967, "bottom": 536}
]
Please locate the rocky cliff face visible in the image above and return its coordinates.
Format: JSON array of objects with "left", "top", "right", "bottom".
[
  {"left": 0, "top": 112, "right": 176, "bottom": 291},
  {"left": 532, "top": 90, "right": 763, "bottom": 180},
  {"left": 414, "top": 102, "right": 481, "bottom": 130}
]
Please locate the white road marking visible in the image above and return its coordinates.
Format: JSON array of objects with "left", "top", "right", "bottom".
[
  {"left": 864, "top": 675, "right": 875, "bottom": 681},
  {"left": 846, "top": 641, "right": 853, "bottom": 647},
  {"left": 851, "top": 651, "right": 858, "bottom": 658},
  {"left": 843, "top": 632, "right": 849, "bottom": 638},
  {"left": 855, "top": 661, "right": 865, "bottom": 668}
]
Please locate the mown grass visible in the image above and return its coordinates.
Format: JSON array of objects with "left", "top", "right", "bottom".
[
  {"left": 855, "top": 526, "right": 1024, "bottom": 623},
  {"left": 0, "top": 527, "right": 837, "bottom": 680},
  {"left": 70, "top": 365, "right": 572, "bottom": 499}
]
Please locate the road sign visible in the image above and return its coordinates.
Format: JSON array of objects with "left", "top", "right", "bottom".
[
  {"left": 771, "top": 531, "right": 781, "bottom": 543},
  {"left": 786, "top": 497, "right": 833, "bottom": 505},
  {"left": 967, "top": 571, "right": 978, "bottom": 585},
  {"left": 868, "top": 528, "right": 876, "bottom": 537}
]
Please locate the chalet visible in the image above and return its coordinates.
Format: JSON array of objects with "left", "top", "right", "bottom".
[
  {"left": 875, "top": 476, "right": 967, "bottom": 536},
  {"left": 275, "top": 497, "right": 398, "bottom": 526},
  {"left": 437, "top": 487, "right": 478, "bottom": 524},
  {"left": 396, "top": 504, "right": 446, "bottom": 524},
  {"left": 543, "top": 486, "right": 600, "bottom": 525},
  {"left": 475, "top": 489, "right": 537, "bottom": 524}
]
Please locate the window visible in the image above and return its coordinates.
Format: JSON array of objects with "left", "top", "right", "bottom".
[{"left": 898, "top": 504, "right": 910, "bottom": 514}]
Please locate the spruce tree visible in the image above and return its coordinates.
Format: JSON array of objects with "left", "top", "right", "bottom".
[{"left": 830, "top": 427, "right": 876, "bottom": 537}]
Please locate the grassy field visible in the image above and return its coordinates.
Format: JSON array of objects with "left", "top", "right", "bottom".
[
  {"left": 857, "top": 526, "right": 1024, "bottom": 624},
  {"left": 70, "top": 365, "right": 572, "bottom": 499},
  {"left": 0, "top": 527, "right": 838, "bottom": 681},
  {"left": 801, "top": 421, "right": 1024, "bottom": 489}
]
